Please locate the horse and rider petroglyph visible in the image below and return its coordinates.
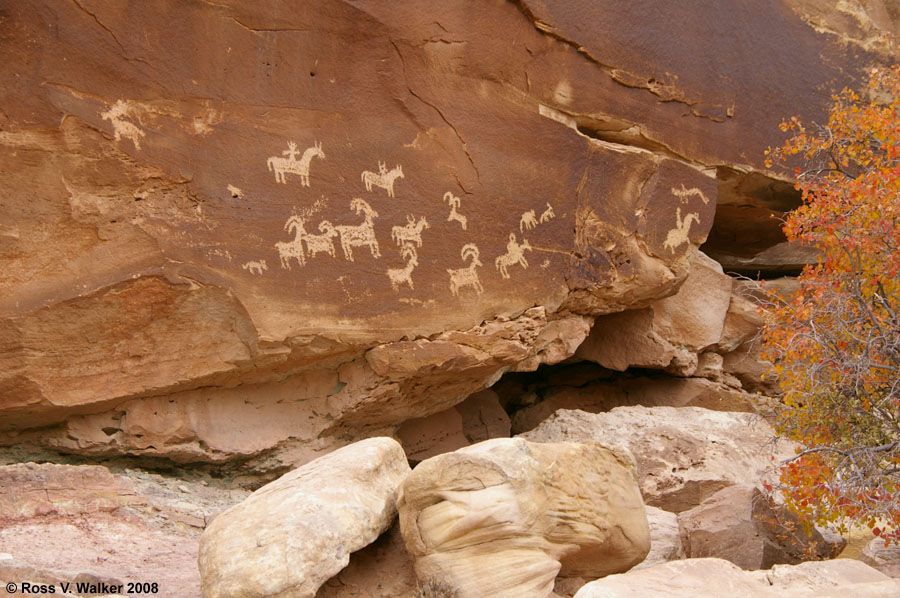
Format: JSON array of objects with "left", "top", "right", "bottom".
[
  {"left": 361, "top": 162, "right": 404, "bottom": 197},
  {"left": 391, "top": 215, "right": 429, "bottom": 248},
  {"left": 495, "top": 233, "right": 532, "bottom": 279},
  {"left": 335, "top": 198, "right": 381, "bottom": 261},
  {"left": 448, "top": 243, "right": 484, "bottom": 296},
  {"left": 267, "top": 141, "right": 324, "bottom": 186},
  {"left": 445, "top": 192, "right": 467, "bottom": 230}
]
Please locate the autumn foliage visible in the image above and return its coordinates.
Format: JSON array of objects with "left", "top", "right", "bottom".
[{"left": 761, "top": 65, "right": 900, "bottom": 543}]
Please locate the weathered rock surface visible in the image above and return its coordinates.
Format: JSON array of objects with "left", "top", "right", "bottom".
[
  {"left": 315, "top": 523, "right": 417, "bottom": 598},
  {"left": 511, "top": 374, "right": 757, "bottom": 434},
  {"left": 198, "top": 438, "right": 410, "bottom": 598},
  {"left": 397, "top": 438, "right": 649, "bottom": 598},
  {"left": 637, "top": 506, "right": 685, "bottom": 569},
  {"left": 860, "top": 535, "right": 900, "bottom": 578},
  {"left": 573, "top": 557, "right": 900, "bottom": 598},
  {"left": 521, "top": 407, "right": 792, "bottom": 512},
  {"left": 0, "top": 0, "right": 885, "bottom": 465},
  {"left": 677, "top": 484, "right": 845, "bottom": 569}
]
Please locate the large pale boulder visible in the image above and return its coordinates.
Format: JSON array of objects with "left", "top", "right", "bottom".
[
  {"left": 677, "top": 484, "right": 845, "bottom": 569},
  {"left": 637, "top": 506, "right": 685, "bottom": 569},
  {"left": 397, "top": 438, "right": 650, "bottom": 598},
  {"left": 198, "top": 438, "right": 410, "bottom": 598},
  {"left": 521, "top": 407, "right": 792, "bottom": 512},
  {"left": 573, "top": 557, "right": 900, "bottom": 598}
]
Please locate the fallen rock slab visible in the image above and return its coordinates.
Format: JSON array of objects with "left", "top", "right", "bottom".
[
  {"left": 637, "top": 506, "right": 684, "bottom": 569},
  {"left": 677, "top": 484, "right": 845, "bottom": 569},
  {"left": 199, "top": 437, "right": 411, "bottom": 598},
  {"left": 397, "top": 437, "right": 649, "bottom": 598},
  {"left": 521, "top": 406, "right": 793, "bottom": 512},
  {"left": 859, "top": 535, "right": 900, "bottom": 578}
]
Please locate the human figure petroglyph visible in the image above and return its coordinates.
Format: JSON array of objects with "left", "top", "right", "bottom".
[
  {"left": 671, "top": 184, "right": 710, "bottom": 205},
  {"left": 241, "top": 260, "right": 268, "bottom": 275},
  {"left": 663, "top": 207, "right": 701, "bottom": 253},
  {"left": 445, "top": 192, "right": 467, "bottom": 230},
  {"left": 335, "top": 198, "right": 381, "bottom": 261},
  {"left": 391, "top": 215, "right": 429, "bottom": 248},
  {"left": 540, "top": 203, "right": 556, "bottom": 223},
  {"left": 520, "top": 209, "right": 538, "bottom": 232},
  {"left": 495, "top": 232, "right": 533, "bottom": 279},
  {"left": 448, "top": 243, "right": 484, "bottom": 296},
  {"left": 267, "top": 141, "right": 324, "bottom": 186},
  {"left": 387, "top": 245, "right": 418, "bottom": 292},
  {"left": 361, "top": 162, "right": 404, "bottom": 197},
  {"left": 100, "top": 100, "right": 145, "bottom": 150}
]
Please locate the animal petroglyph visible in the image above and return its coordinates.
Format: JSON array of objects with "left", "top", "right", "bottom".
[
  {"left": 276, "top": 216, "right": 308, "bottom": 269},
  {"left": 100, "top": 100, "right": 145, "bottom": 150},
  {"left": 663, "top": 207, "right": 701, "bottom": 253},
  {"left": 305, "top": 221, "right": 338, "bottom": 258},
  {"left": 387, "top": 245, "right": 418, "bottom": 292},
  {"left": 445, "top": 192, "right": 467, "bottom": 230},
  {"left": 361, "top": 162, "right": 404, "bottom": 197},
  {"left": 495, "top": 233, "right": 533, "bottom": 279},
  {"left": 335, "top": 198, "right": 381, "bottom": 261},
  {"left": 267, "top": 141, "right": 324, "bottom": 186},
  {"left": 671, "top": 184, "right": 710, "bottom": 205},
  {"left": 391, "top": 215, "right": 429, "bottom": 248},
  {"left": 241, "top": 260, "right": 268, "bottom": 275},
  {"left": 448, "top": 243, "right": 484, "bottom": 296},
  {"left": 520, "top": 209, "right": 538, "bottom": 232},
  {"left": 540, "top": 203, "right": 556, "bottom": 223},
  {"left": 227, "top": 184, "right": 244, "bottom": 199}
]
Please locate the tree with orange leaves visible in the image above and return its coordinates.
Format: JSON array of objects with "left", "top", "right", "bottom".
[{"left": 761, "top": 65, "right": 900, "bottom": 543}]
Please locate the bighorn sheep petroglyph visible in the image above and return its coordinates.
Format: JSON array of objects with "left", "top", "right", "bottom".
[{"left": 448, "top": 243, "right": 484, "bottom": 296}]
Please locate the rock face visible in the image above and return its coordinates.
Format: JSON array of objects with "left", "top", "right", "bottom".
[
  {"left": 677, "top": 484, "right": 846, "bottom": 569},
  {"left": 397, "top": 438, "right": 650, "bottom": 598},
  {"left": 860, "top": 536, "right": 900, "bottom": 578},
  {"left": 522, "top": 407, "right": 792, "bottom": 512},
  {"left": 0, "top": 0, "right": 885, "bottom": 466},
  {"left": 637, "top": 506, "right": 685, "bottom": 569},
  {"left": 573, "top": 557, "right": 900, "bottom": 598},
  {"left": 198, "top": 438, "right": 410, "bottom": 598}
]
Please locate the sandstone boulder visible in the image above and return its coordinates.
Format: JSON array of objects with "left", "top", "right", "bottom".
[
  {"left": 575, "top": 252, "right": 732, "bottom": 376},
  {"left": 677, "top": 484, "right": 845, "bottom": 569},
  {"left": 397, "top": 438, "right": 649, "bottom": 598},
  {"left": 198, "top": 438, "right": 410, "bottom": 598},
  {"left": 860, "top": 535, "right": 900, "bottom": 578},
  {"left": 511, "top": 375, "right": 757, "bottom": 434},
  {"left": 637, "top": 506, "right": 685, "bottom": 569},
  {"left": 521, "top": 407, "right": 792, "bottom": 512},
  {"left": 573, "top": 557, "right": 900, "bottom": 598}
]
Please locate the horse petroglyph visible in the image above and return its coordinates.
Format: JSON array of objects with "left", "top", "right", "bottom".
[
  {"left": 100, "top": 100, "right": 145, "bottom": 150},
  {"left": 663, "top": 207, "right": 701, "bottom": 253},
  {"left": 335, "top": 198, "right": 381, "bottom": 261},
  {"left": 671, "top": 184, "right": 710, "bottom": 205},
  {"left": 267, "top": 141, "right": 324, "bottom": 186},
  {"left": 448, "top": 243, "right": 484, "bottom": 296},
  {"left": 387, "top": 245, "right": 418, "bottom": 292},
  {"left": 445, "top": 192, "right": 467, "bottom": 230},
  {"left": 391, "top": 215, "right": 429, "bottom": 248},
  {"left": 540, "top": 203, "right": 556, "bottom": 223},
  {"left": 241, "top": 260, "right": 268, "bottom": 275},
  {"left": 361, "top": 162, "right": 404, "bottom": 197},
  {"left": 495, "top": 233, "right": 532, "bottom": 279},
  {"left": 520, "top": 209, "right": 538, "bottom": 232}
]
